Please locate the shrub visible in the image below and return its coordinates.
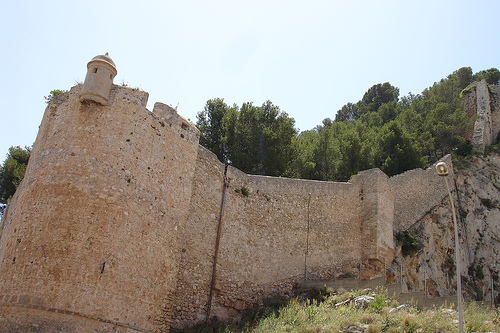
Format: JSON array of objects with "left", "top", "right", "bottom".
[
  {"left": 240, "top": 186, "right": 250, "bottom": 197},
  {"left": 369, "top": 294, "right": 387, "bottom": 314},
  {"left": 44, "top": 89, "right": 67, "bottom": 104},
  {"left": 480, "top": 198, "right": 495, "bottom": 209},
  {"left": 395, "top": 231, "right": 422, "bottom": 256}
]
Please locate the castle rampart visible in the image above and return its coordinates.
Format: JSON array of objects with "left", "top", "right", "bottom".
[
  {"left": 0, "top": 55, "right": 463, "bottom": 332},
  {"left": 490, "top": 84, "right": 500, "bottom": 142},
  {"left": 463, "top": 79, "right": 500, "bottom": 150},
  {"left": 391, "top": 156, "right": 452, "bottom": 232},
  {"left": 0, "top": 84, "right": 200, "bottom": 332},
  {"left": 172, "top": 146, "right": 370, "bottom": 326},
  {"left": 351, "top": 169, "right": 394, "bottom": 263}
]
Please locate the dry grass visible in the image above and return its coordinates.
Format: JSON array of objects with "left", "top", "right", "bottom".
[{"left": 175, "top": 288, "right": 500, "bottom": 333}]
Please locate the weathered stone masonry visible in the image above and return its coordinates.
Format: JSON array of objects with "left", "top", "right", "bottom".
[
  {"left": 463, "top": 79, "right": 500, "bottom": 151},
  {"left": 0, "top": 55, "right": 462, "bottom": 332}
]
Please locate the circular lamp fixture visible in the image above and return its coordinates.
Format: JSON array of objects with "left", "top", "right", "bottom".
[{"left": 435, "top": 162, "right": 449, "bottom": 176}]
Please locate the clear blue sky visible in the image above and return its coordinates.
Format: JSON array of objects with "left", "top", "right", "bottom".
[{"left": 1, "top": 0, "right": 499, "bottom": 159}]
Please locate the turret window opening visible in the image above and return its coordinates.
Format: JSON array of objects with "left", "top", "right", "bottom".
[{"left": 94, "top": 68, "right": 98, "bottom": 73}]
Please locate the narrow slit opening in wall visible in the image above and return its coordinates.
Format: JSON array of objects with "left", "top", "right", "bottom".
[
  {"left": 94, "top": 68, "right": 98, "bottom": 73},
  {"left": 99, "top": 262, "right": 106, "bottom": 274}
]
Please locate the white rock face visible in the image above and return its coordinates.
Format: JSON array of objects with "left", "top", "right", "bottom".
[{"left": 395, "top": 153, "right": 500, "bottom": 302}]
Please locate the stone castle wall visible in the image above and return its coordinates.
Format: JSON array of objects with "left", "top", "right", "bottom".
[
  {"left": 391, "top": 155, "right": 452, "bottom": 233},
  {"left": 0, "top": 85, "right": 200, "bottom": 332},
  {"left": 463, "top": 80, "right": 500, "bottom": 150},
  {"left": 489, "top": 84, "right": 500, "bottom": 142},
  {"left": 351, "top": 169, "right": 394, "bottom": 263},
  {"left": 463, "top": 83, "right": 478, "bottom": 143},
  {"left": 0, "top": 83, "right": 456, "bottom": 332},
  {"left": 172, "top": 144, "right": 366, "bottom": 327}
]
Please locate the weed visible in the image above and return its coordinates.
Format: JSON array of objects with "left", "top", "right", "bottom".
[
  {"left": 236, "top": 186, "right": 250, "bottom": 197},
  {"left": 464, "top": 302, "right": 498, "bottom": 332},
  {"left": 178, "top": 290, "right": 500, "bottom": 332},
  {"left": 460, "top": 83, "right": 476, "bottom": 97},
  {"left": 485, "top": 141, "right": 500, "bottom": 155},
  {"left": 402, "top": 315, "right": 418, "bottom": 333},
  {"left": 44, "top": 89, "right": 67, "bottom": 104},
  {"left": 480, "top": 197, "right": 495, "bottom": 209},
  {"left": 395, "top": 231, "right": 422, "bottom": 256},
  {"left": 366, "top": 324, "right": 381, "bottom": 333},
  {"left": 369, "top": 294, "right": 387, "bottom": 314},
  {"left": 469, "top": 264, "right": 485, "bottom": 280}
]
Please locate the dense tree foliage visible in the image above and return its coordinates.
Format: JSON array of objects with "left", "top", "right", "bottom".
[
  {"left": 335, "top": 82, "right": 399, "bottom": 122},
  {"left": 196, "top": 98, "right": 236, "bottom": 162},
  {"left": 0, "top": 146, "right": 31, "bottom": 204},
  {"left": 196, "top": 99, "right": 297, "bottom": 176},
  {"left": 473, "top": 68, "right": 500, "bottom": 85},
  {"left": 304, "top": 67, "right": 476, "bottom": 180},
  {"left": 197, "top": 67, "right": 497, "bottom": 181}
]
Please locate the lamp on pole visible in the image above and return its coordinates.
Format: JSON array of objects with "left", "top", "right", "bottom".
[{"left": 436, "top": 161, "right": 463, "bottom": 333}]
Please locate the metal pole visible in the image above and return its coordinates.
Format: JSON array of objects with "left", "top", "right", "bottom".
[
  {"left": 444, "top": 176, "right": 463, "bottom": 333},
  {"left": 304, "top": 193, "right": 311, "bottom": 281},
  {"left": 492, "top": 275, "right": 495, "bottom": 308},
  {"left": 384, "top": 258, "right": 387, "bottom": 285},
  {"left": 206, "top": 166, "right": 228, "bottom": 323},
  {"left": 424, "top": 269, "right": 427, "bottom": 298},
  {"left": 400, "top": 263, "right": 403, "bottom": 293}
]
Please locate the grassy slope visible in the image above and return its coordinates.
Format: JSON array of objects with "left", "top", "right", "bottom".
[{"left": 176, "top": 287, "right": 499, "bottom": 333}]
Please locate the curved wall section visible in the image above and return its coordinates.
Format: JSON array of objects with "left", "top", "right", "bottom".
[{"left": 0, "top": 85, "right": 200, "bottom": 332}]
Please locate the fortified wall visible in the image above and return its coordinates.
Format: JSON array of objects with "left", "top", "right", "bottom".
[
  {"left": 0, "top": 55, "right": 452, "bottom": 332},
  {"left": 463, "top": 79, "right": 500, "bottom": 150}
]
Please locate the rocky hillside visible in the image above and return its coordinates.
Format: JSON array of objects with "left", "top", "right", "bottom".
[{"left": 392, "top": 150, "right": 500, "bottom": 303}]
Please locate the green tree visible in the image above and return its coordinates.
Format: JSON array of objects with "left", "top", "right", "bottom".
[
  {"left": 224, "top": 101, "right": 297, "bottom": 176},
  {"left": 311, "top": 125, "right": 339, "bottom": 180},
  {"left": 423, "top": 103, "right": 468, "bottom": 158},
  {"left": 335, "top": 83, "right": 399, "bottom": 122},
  {"left": 0, "top": 146, "right": 31, "bottom": 204},
  {"left": 336, "top": 126, "right": 364, "bottom": 181},
  {"left": 456, "top": 67, "right": 473, "bottom": 89},
  {"left": 335, "top": 102, "right": 361, "bottom": 122},
  {"left": 288, "top": 130, "right": 318, "bottom": 179},
  {"left": 196, "top": 98, "right": 235, "bottom": 163},
  {"left": 407, "top": 67, "right": 475, "bottom": 161},
  {"left": 473, "top": 68, "right": 500, "bottom": 85},
  {"left": 375, "top": 122, "right": 423, "bottom": 176},
  {"left": 224, "top": 102, "right": 261, "bottom": 173},
  {"left": 361, "top": 82, "right": 400, "bottom": 113},
  {"left": 44, "top": 89, "right": 67, "bottom": 104}
]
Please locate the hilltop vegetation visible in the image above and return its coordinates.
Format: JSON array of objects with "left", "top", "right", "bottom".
[{"left": 196, "top": 67, "right": 500, "bottom": 181}]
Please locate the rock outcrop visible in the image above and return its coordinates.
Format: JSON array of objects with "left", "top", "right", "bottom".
[{"left": 395, "top": 152, "right": 500, "bottom": 303}]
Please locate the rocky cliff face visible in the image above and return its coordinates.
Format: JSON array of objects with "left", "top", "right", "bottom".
[{"left": 393, "top": 151, "right": 500, "bottom": 303}]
